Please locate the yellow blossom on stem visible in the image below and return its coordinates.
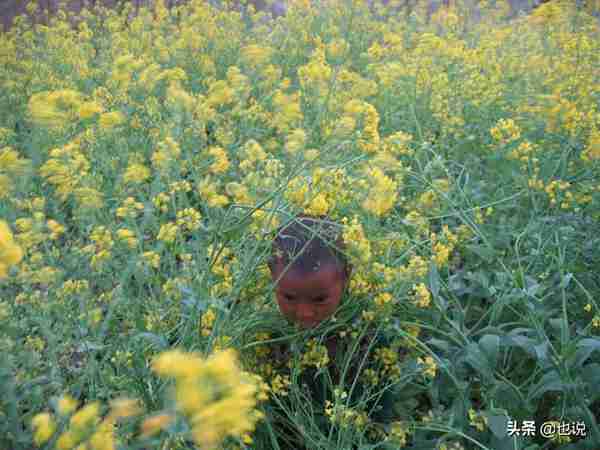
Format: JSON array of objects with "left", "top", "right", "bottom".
[
  {"left": 78, "top": 101, "right": 104, "bottom": 120},
  {"left": 388, "top": 421, "right": 409, "bottom": 446},
  {"left": 31, "top": 412, "right": 56, "bottom": 445},
  {"left": 98, "top": 111, "right": 126, "bottom": 129},
  {"left": 200, "top": 308, "right": 217, "bottom": 337},
  {"left": 468, "top": 408, "right": 488, "bottom": 432},
  {"left": 108, "top": 398, "right": 142, "bottom": 420},
  {"left": 28, "top": 89, "right": 84, "bottom": 129},
  {"left": 0, "top": 220, "right": 23, "bottom": 279},
  {"left": 412, "top": 283, "right": 432, "bottom": 308},
  {"left": 152, "top": 348, "right": 265, "bottom": 449},
  {"left": 140, "top": 413, "right": 174, "bottom": 438},
  {"left": 123, "top": 162, "right": 151, "bottom": 184},
  {"left": 418, "top": 356, "right": 437, "bottom": 379},
  {"left": 57, "top": 394, "right": 79, "bottom": 415},
  {"left": 157, "top": 222, "right": 179, "bottom": 243}
]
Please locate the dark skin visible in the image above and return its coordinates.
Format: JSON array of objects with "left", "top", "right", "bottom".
[{"left": 270, "top": 259, "right": 351, "bottom": 330}]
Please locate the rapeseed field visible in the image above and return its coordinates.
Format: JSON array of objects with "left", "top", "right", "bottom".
[{"left": 1, "top": 0, "right": 600, "bottom": 449}]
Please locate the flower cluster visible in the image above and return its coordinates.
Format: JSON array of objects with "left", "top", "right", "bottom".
[
  {"left": 324, "top": 389, "right": 369, "bottom": 430},
  {"left": 0, "top": 221, "right": 23, "bottom": 278},
  {"left": 300, "top": 338, "right": 330, "bottom": 370},
  {"left": 152, "top": 348, "right": 266, "bottom": 448}
]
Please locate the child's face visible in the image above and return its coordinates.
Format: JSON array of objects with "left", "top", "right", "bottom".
[{"left": 271, "top": 261, "right": 347, "bottom": 329}]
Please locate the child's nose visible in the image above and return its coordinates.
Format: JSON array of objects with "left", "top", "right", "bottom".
[{"left": 297, "top": 305, "right": 316, "bottom": 320}]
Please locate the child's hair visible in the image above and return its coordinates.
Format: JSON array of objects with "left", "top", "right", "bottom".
[{"left": 268, "top": 215, "right": 349, "bottom": 277}]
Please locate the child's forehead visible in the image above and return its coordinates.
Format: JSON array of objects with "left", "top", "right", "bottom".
[{"left": 274, "top": 262, "right": 344, "bottom": 287}]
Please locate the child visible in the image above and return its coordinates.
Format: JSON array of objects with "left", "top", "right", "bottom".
[
  {"left": 261, "top": 214, "right": 398, "bottom": 448},
  {"left": 268, "top": 214, "right": 351, "bottom": 331}
]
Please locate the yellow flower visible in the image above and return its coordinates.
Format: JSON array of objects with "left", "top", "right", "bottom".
[
  {"left": 70, "top": 402, "right": 101, "bottom": 430},
  {"left": 341, "top": 216, "right": 372, "bottom": 264},
  {"left": 152, "top": 349, "right": 205, "bottom": 379},
  {"left": 142, "top": 251, "right": 160, "bottom": 269},
  {"left": 31, "top": 412, "right": 56, "bottom": 445},
  {"left": 326, "top": 38, "right": 349, "bottom": 61},
  {"left": 412, "top": 283, "right": 431, "bottom": 308},
  {"left": 88, "top": 418, "right": 116, "bottom": 450},
  {"left": 468, "top": 408, "right": 488, "bottom": 432},
  {"left": 157, "top": 222, "right": 179, "bottom": 243},
  {"left": 152, "top": 348, "right": 265, "bottom": 449},
  {"left": 176, "top": 208, "right": 202, "bottom": 232},
  {"left": 208, "top": 147, "right": 230, "bottom": 174},
  {"left": 301, "top": 339, "right": 330, "bottom": 369},
  {"left": 115, "top": 196, "right": 145, "bottom": 219},
  {"left": 0, "top": 220, "right": 23, "bottom": 278},
  {"left": 285, "top": 128, "right": 306, "bottom": 154},
  {"left": 123, "top": 162, "right": 151, "bottom": 184},
  {"left": 418, "top": 356, "right": 437, "bottom": 379},
  {"left": 57, "top": 394, "right": 79, "bottom": 415},
  {"left": 74, "top": 187, "right": 104, "bottom": 210},
  {"left": 116, "top": 228, "right": 138, "bottom": 248},
  {"left": 200, "top": 308, "right": 217, "bottom": 337},
  {"left": 362, "top": 310, "right": 376, "bottom": 322},
  {"left": 28, "top": 89, "right": 84, "bottom": 129},
  {"left": 581, "top": 129, "right": 600, "bottom": 161},
  {"left": 241, "top": 44, "right": 273, "bottom": 67},
  {"left": 108, "top": 398, "right": 142, "bottom": 419},
  {"left": 207, "top": 80, "right": 234, "bottom": 107},
  {"left": 374, "top": 292, "right": 393, "bottom": 308},
  {"left": 140, "top": 413, "right": 174, "bottom": 438},
  {"left": 388, "top": 421, "right": 409, "bottom": 446},
  {"left": 166, "top": 82, "right": 196, "bottom": 115},
  {"left": 0, "top": 147, "right": 30, "bottom": 198},
  {"left": 361, "top": 166, "right": 398, "bottom": 216},
  {"left": 305, "top": 192, "right": 331, "bottom": 216},
  {"left": 490, "top": 118, "right": 521, "bottom": 145},
  {"left": 270, "top": 374, "right": 291, "bottom": 397},
  {"left": 99, "top": 111, "right": 126, "bottom": 129},
  {"left": 47, "top": 219, "right": 66, "bottom": 239},
  {"left": 78, "top": 101, "right": 104, "bottom": 120},
  {"left": 433, "top": 241, "right": 452, "bottom": 267},
  {"left": 197, "top": 177, "right": 229, "bottom": 208},
  {"left": 239, "top": 139, "right": 267, "bottom": 173}
]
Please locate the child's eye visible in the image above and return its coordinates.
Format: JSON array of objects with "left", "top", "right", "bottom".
[
  {"left": 284, "top": 294, "right": 295, "bottom": 302},
  {"left": 314, "top": 297, "right": 327, "bottom": 304}
]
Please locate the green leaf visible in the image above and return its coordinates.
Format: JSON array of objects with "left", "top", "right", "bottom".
[
  {"left": 427, "top": 338, "right": 450, "bottom": 353},
  {"left": 581, "top": 364, "right": 600, "bottom": 402},
  {"left": 478, "top": 334, "right": 500, "bottom": 369},
  {"left": 533, "top": 341, "right": 551, "bottom": 369},
  {"left": 494, "top": 381, "right": 526, "bottom": 412},
  {"left": 503, "top": 333, "right": 535, "bottom": 358},
  {"left": 528, "top": 370, "right": 564, "bottom": 401},
  {"left": 574, "top": 338, "right": 600, "bottom": 368},
  {"left": 464, "top": 342, "right": 494, "bottom": 382},
  {"left": 559, "top": 272, "right": 573, "bottom": 289},
  {"left": 466, "top": 244, "right": 496, "bottom": 263},
  {"left": 487, "top": 414, "right": 509, "bottom": 439},
  {"left": 133, "top": 332, "right": 168, "bottom": 350},
  {"left": 428, "top": 263, "right": 440, "bottom": 299}
]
